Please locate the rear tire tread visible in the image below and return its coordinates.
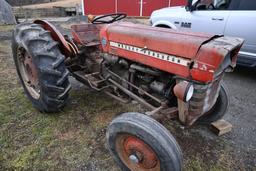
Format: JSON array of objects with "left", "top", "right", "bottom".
[
  {"left": 12, "top": 23, "right": 71, "bottom": 112},
  {"left": 42, "top": 83, "right": 65, "bottom": 93},
  {"left": 57, "top": 70, "right": 70, "bottom": 86},
  {"left": 39, "top": 30, "right": 51, "bottom": 37},
  {"left": 58, "top": 84, "right": 72, "bottom": 99},
  {"left": 52, "top": 55, "right": 65, "bottom": 69},
  {"left": 39, "top": 67, "right": 62, "bottom": 77},
  {"left": 46, "top": 42, "right": 59, "bottom": 51}
]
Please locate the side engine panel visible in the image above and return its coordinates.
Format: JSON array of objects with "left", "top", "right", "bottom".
[{"left": 101, "top": 53, "right": 177, "bottom": 106}]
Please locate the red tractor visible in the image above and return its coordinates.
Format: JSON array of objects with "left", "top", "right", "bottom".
[{"left": 12, "top": 14, "right": 243, "bottom": 171}]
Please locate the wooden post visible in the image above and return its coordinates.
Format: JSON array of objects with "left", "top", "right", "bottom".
[{"left": 140, "top": 0, "right": 143, "bottom": 16}]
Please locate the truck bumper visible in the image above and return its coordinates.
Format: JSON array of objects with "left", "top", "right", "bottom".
[{"left": 237, "top": 53, "right": 256, "bottom": 68}]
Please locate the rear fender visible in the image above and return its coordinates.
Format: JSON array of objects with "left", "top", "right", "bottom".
[{"left": 33, "top": 20, "right": 73, "bottom": 57}]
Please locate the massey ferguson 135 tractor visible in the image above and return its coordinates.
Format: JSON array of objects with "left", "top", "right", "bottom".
[{"left": 12, "top": 13, "right": 243, "bottom": 171}]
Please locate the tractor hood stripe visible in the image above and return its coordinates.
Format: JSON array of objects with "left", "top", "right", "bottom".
[{"left": 109, "top": 41, "right": 191, "bottom": 67}]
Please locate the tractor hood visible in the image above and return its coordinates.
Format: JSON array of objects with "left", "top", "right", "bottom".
[
  {"left": 102, "top": 22, "right": 213, "bottom": 59},
  {"left": 100, "top": 22, "right": 244, "bottom": 83}
]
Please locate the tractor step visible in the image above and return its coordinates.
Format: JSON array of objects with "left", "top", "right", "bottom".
[
  {"left": 72, "top": 71, "right": 109, "bottom": 91},
  {"left": 84, "top": 72, "right": 107, "bottom": 88}
]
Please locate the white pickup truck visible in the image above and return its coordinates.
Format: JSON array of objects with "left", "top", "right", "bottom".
[{"left": 150, "top": 0, "right": 256, "bottom": 68}]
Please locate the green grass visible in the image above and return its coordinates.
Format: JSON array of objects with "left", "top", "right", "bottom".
[
  {"left": 0, "top": 41, "right": 11, "bottom": 54},
  {"left": 0, "top": 85, "right": 122, "bottom": 170},
  {"left": 184, "top": 156, "right": 230, "bottom": 171},
  {"left": 0, "top": 25, "right": 15, "bottom": 32},
  {"left": 0, "top": 38, "right": 122, "bottom": 170}
]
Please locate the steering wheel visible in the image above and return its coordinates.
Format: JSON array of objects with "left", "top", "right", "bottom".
[{"left": 92, "top": 13, "right": 127, "bottom": 24}]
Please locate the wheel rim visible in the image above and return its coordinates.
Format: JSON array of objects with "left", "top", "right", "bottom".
[
  {"left": 17, "top": 47, "right": 40, "bottom": 99},
  {"left": 116, "top": 134, "right": 160, "bottom": 171}
]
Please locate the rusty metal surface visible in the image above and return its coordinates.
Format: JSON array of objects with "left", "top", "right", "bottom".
[
  {"left": 100, "top": 22, "right": 244, "bottom": 83},
  {"left": 23, "top": 53, "right": 39, "bottom": 88},
  {"left": 72, "top": 71, "right": 109, "bottom": 91},
  {"left": 106, "top": 68, "right": 162, "bottom": 105},
  {"left": 17, "top": 48, "right": 40, "bottom": 100},
  {"left": 71, "top": 24, "right": 104, "bottom": 46},
  {"left": 104, "top": 91, "right": 130, "bottom": 103},
  {"left": 178, "top": 74, "right": 224, "bottom": 126},
  {"left": 102, "top": 22, "right": 215, "bottom": 59},
  {"left": 34, "top": 20, "right": 73, "bottom": 57},
  {"left": 116, "top": 134, "right": 160, "bottom": 171},
  {"left": 147, "top": 106, "right": 178, "bottom": 121},
  {"left": 190, "top": 36, "right": 244, "bottom": 82},
  {"left": 173, "top": 81, "right": 191, "bottom": 102},
  {"left": 108, "top": 78, "right": 156, "bottom": 110}
]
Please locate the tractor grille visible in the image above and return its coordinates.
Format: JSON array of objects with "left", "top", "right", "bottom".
[{"left": 188, "top": 74, "right": 224, "bottom": 120}]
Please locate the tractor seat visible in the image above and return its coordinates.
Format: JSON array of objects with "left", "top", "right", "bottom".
[{"left": 71, "top": 24, "right": 104, "bottom": 47}]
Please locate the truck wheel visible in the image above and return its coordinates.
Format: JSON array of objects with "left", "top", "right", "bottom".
[
  {"left": 12, "top": 23, "right": 71, "bottom": 112},
  {"left": 156, "top": 25, "right": 171, "bottom": 29},
  {"left": 107, "top": 113, "right": 182, "bottom": 171},
  {"left": 197, "top": 84, "right": 229, "bottom": 124}
]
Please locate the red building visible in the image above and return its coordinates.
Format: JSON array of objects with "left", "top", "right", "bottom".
[{"left": 82, "top": 0, "right": 187, "bottom": 17}]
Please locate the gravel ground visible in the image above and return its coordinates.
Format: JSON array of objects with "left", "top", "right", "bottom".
[{"left": 0, "top": 19, "right": 255, "bottom": 170}]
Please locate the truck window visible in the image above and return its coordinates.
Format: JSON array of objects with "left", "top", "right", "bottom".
[
  {"left": 228, "top": 0, "right": 239, "bottom": 10},
  {"left": 195, "top": 0, "right": 232, "bottom": 10},
  {"left": 238, "top": 0, "right": 256, "bottom": 10},
  {"left": 214, "top": 0, "right": 232, "bottom": 10}
]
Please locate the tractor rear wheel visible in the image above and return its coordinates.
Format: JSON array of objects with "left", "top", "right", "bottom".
[
  {"left": 107, "top": 112, "right": 182, "bottom": 171},
  {"left": 12, "top": 23, "right": 71, "bottom": 112}
]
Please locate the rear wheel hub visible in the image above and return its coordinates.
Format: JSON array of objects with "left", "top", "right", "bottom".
[{"left": 17, "top": 48, "right": 40, "bottom": 99}]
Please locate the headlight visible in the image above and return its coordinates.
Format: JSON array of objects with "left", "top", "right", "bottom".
[{"left": 173, "top": 81, "right": 194, "bottom": 102}]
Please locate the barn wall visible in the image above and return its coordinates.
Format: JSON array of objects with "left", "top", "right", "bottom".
[
  {"left": 143, "top": 0, "right": 169, "bottom": 16},
  {"left": 117, "top": 0, "right": 140, "bottom": 16},
  {"left": 84, "top": 0, "right": 116, "bottom": 15},
  {"left": 170, "top": 0, "right": 187, "bottom": 6},
  {"left": 83, "top": 0, "right": 187, "bottom": 16}
]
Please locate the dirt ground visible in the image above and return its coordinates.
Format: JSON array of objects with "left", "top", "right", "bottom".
[{"left": 0, "top": 20, "right": 255, "bottom": 171}]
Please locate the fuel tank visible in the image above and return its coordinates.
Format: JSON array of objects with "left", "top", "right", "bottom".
[{"left": 100, "top": 22, "right": 244, "bottom": 83}]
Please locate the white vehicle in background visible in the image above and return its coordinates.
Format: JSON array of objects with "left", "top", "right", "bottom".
[{"left": 150, "top": 0, "right": 256, "bottom": 68}]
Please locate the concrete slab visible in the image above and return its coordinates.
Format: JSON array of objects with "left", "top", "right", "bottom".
[{"left": 0, "top": 0, "right": 16, "bottom": 25}]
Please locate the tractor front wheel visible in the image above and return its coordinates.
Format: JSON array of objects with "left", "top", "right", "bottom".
[
  {"left": 107, "top": 112, "right": 182, "bottom": 171},
  {"left": 12, "top": 23, "right": 71, "bottom": 112}
]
